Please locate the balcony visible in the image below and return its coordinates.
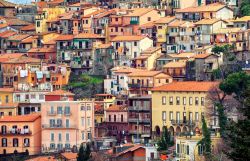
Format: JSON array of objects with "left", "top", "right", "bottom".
[
  {"left": 47, "top": 111, "right": 56, "bottom": 116},
  {"left": 128, "top": 118, "right": 151, "bottom": 124},
  {"left": 128, "top": 106, "right": 150, "bottom": 112},
  {"left": 42, "top": 124, "right": 77, "bottom": 129},
  {"left": 0, "top": 129, "right": 32, "bottom": 135},
  {"left": 129, "top": 130, "right": 151, "bottom": 135}
]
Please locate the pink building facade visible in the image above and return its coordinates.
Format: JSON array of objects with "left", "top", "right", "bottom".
[{"left": 41, "top": 100, "right": 95, "bottom": 152}]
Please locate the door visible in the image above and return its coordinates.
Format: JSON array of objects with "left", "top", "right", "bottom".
[{"left": 183, "top": 112, "right": 186, "bottom": 123}]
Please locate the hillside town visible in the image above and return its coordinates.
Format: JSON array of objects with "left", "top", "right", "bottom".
[{"left": 0, "top": 0, "right": 249, "bottom": 161}]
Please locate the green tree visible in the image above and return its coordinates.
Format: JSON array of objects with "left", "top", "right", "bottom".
[
  {"left": 218, "top": 72, "right": 250, "bottom": 160},
  {"left": 77, "top": 143, "right": 91, "bottom": 161},
  {"left": 216, "top": 103, "right": 227, "bottom": 138},
  {"left": 198, "top": 116, "right": 211, "bottom": 160},
  {"left": 240, "top": 0, "right": 250, "bottom": 16},
  {"left": 157, "top": 126, "right": 174, "bottom": 151}
]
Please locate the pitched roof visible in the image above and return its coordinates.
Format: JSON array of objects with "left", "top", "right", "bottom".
[
  {"left": 74, "top": 33, "right": 104, "bottom": 39},
  {"left": 168, "top": 52, "right": 195, "bottom": 59},
  {"left": 232, "top": 16, "right": 250, "bottom": 22},
  {"left": 112, "top": 66, "right": 144, "bottom": 74},
  {"left": 28, "top": 47, "right": 55, "bottom": 53},
  {"left": 106, "top": 104, "right": 127, "bottom": 111},
  {"left": 176, "top": 3, "right": 228, "bottom": 13},
  {"left": 0, "top": 103, "right": 18, "bottom": 108},
  {"left": 20, "top": 24, "right": 35, "bottom": 31},
  {"left": 213, "top": 27, "right": 242, "bottom": 34},
  {"left": 128, "top": 70, "right": 162, "bottom": 77},
  {"left": 61, "top": 153, "right": 77, "bottom": 160},
  {"left": 96, "top": 43, "right": 112, "bottom": 49},
  {"left": 0, "top": 113, "right": 41, "bottom": 122},
  {"left": 0, "top": 23, "right": 8, "bottom": 28},
  {"left": 0, "top": 53, "right": 24, "bottom": 62},
  {"left": 168, "top": 20, "right": 186, "bottom": 27},
  {"left": 115, "top": 145, "right": 144, "bottom": 157},
  {"left": 164, "top": 61, "right": 186, "bottom": 68},
  {"left": 0, "top": 30, "right": 17, "bottom": 38},
  {"left": 21, "top": 36, "right": 36, "bottom": 43},
  {"left": 4, "top": 17, "right": 31, "bottom": 26},
  {"left": 0, "top": 87, "right": 14, "bottom": 92},
  {"left": 55, "top": 34, "right": 74, "bottom": 41},
  {"left": 8, "top": 34, "right": 31, "bottom": 41},
  {"left": 195, "top": 19, "right": 221, "bottom": 25},
  {"left": 124, "top": 8, "right": 154, "bottom": 17},
  {"left": 2, "top": 56, "right": 41, "bottom": 64},
  {"left": 152, "top": 81, "right": 219, "bottom": 92},
  {"left": 25, "top": 156, "right": 56, "bottom": 161},
  {"left": 193, "top": 53, "right": 215, "bottom": 59},
  {"left": 46, "top": 90, "right": 75, "bottom": 96},
  {"left": 155, "top": 16, "right": 176, "bottom": 24},
  {"left": 111, "top": 35, "right": 147, "bottom": 42},
  {"left": 82, "top": 9, "right": 106, "bottom": 18},
  {"left": 0, "top": 0, "right": 15, "bottom": 7}
]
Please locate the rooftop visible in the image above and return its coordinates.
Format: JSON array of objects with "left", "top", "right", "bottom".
[
  {"left": 106, "top": 104, "right": 127, "bottom": 111},
  {"left": 0, "top": 113, "right": 41, "bottom": 122},
  {"left": 176, "top": 3, "right": 229, "bottom": 13},
  {"left": 60, "top": 152, "right": 77, "bottom": 160},
  {"left": 128, "top": 70, "right": 162, "bottom": 77},
  {"left": 46, "top": 89, "right": 75, "bottom": 96},
  {"left": 195, "top": 19, "right": 222, "bottom": 25},
  {"left": 152, "top": 81, "right": 219, "bottom": 92},
  {"left": 0, "top": 87, "right": 14, "bottom": 92},
  {"left": 163, "top": 61, "right": 186, "bottom": 68},
  {"left": 111, "top": 35, "right": 147, "bottom": 42}
]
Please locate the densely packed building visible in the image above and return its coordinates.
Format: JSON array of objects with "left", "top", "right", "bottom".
[{"left": 0, "top": 0, "right": 248, "bottom": 160}]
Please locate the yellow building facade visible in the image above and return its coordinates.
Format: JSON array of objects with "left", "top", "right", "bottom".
[
  {"left": 35, "top": 7, "right": 66, "bottom": 33},
  {"left": 151, "top": 81, "right": 218, "bottom": 137},
  {"left": 0, "top": 88, "right": 14, "bottom": 104}
]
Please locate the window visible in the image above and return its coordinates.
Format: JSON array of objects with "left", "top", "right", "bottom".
[
  {"left": 87, "top": 132, "right": 91, "bottom": 139},
  {"left": 87, "top": 117, "right": 90, "bottom": 126},
  {"left": 81, "top": 117, "right": 84, "bottom": 126},
  {"left": 187, "top": 145, "right": 189, "bottom": 155},
  {"left": 58, "top": 133, "right": 62, "bottom": 142},
  {"left": 81, "top": 106, "right": 85, "bottom": 111},
  {"left": 201, "top": 97, "right": 205, "bottom": 106},
  {"left": 114, "top": 115, "right": 116, "bottom": 122},
  {"left": 115, "top": 18, "right": 118, "bottom": 21},
  {"left": 2, "top": 138, "right": 7, "bottom": 147},
  {"left": 195, "top": 112, "right": 199, "bottom": 121},
  {"left": 30, "top": 94, "right": 35, "bottom": 99},
  {"left": 176, "top": 97, "right": 180, "bottom": 105},
  {"left": 169, "top": 111, "right": 173, "bottom": 121},
  {"left": 189, "top": 97, "right": 193, "bottom": 105},
  {"left": 13, "top": 138, "right": 18, "bottom": 147},
  {"left": 158, "top": 26, "right": 162, "bottom": 29},
  {"left": 162, "top": 96, "right": 166, "bottom": 105},
  {"left": 169, "top": 96, "right": 173, "bottom": 105},
  {"left": 66, "top": 133, "right": 70, "bottom": 141},
  {"left": 198, "top": 145, "right": 204, "bottom": 155},
  {"left": 66, "top": 119, "right": 70, "bottom": 128},
  {"left": 87, "top": 106, "right": 91, "bottom": 111},
  {"left": 109, "top": 115, "right": 111, "bottom": 122},
  {"left": 134, "top": 41, "right": 137, "bottom": 46},
  {"left": 39, "top": 94, "right": 44, "bottom": 100},
  {"left": 57, "top": 106, "right": 63, "bottom": 114},
  {"left": 36, "top": 21, "right": 40, "bottom": 27},
  {"left": 51, "top": 133, "right": 54, "bottom": 141},
  {"left": 195, "top": 97, "right": 199, "bottom": 106},
  {"left": 177, "top": 144, "right": 180, "bottom": 153},
  {"left": 49, "top": 119, "right": 55, "bottom": 127},
  {"left": 162, "top": 111, "right": 166, "bottom": 121},
  {"left": 50, "top": 143, "right": 55, "bottom": 149},
  {"left": 5, "top": 95, "right": 8, "bottom": 103},
  {"left": 147, "top": 17, "right": 151, "bottom": 21},
  {"left": 86, "top": 20, "right": 88, "bottom": 24},
  {"left": 121, "top": 114, "right": 123, "bottom": 122},
  {"left": 64, "top": 106, "right": 70, "bottom": 115},
  {"left": 183, "top": 97, "right": 186, "bottom": 105}
]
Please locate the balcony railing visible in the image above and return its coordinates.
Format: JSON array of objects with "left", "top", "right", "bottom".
[
  {"left": 129, "top": 130, "right": 151, "bottom": 135},
  {"left": 128, "top": 118, "right": 151, "bottom": 124},
  {"left": 47, "top": 111, "right": 56, "bottom": 116},
  {"left": 0, "top": 129, "right": 32, "bottom": 135},
  {"left": 128, "top": 106, "right": 150, "bottom": 111}
]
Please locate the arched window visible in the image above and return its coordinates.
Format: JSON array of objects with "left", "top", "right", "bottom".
[
  {"left": 24, "top": 138, "right": 30, "bottom": 147},
  {"left": 1, "top": 125, "right": 7, "bottom": 134}
]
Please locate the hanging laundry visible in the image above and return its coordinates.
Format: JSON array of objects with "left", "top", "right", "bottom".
[{"left": 20, "top": 70, "right": 28, "bottom": 77}]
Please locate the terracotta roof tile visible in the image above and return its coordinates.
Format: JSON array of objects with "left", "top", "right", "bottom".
[
  {"left": 2, "top": 56, "right": 41, "bottom": 64},
  {"left": 155, "top": 16, "right": 176, "bottom": 24},
  {"left": 20, "top": 24, "right": 35, "bottom": 31},
  {"left": 112, "top": 66, "right": 143, "bottom": 73},
  {"left": 0, "top": 113, "right": 41, "bottom": 122},
  {"left": 164, "top": 61, "right": 186, "bottom": 68},
  {"left": 168, "top": 52, "right": 195, "bottom": 59},
  {"left": 0, "top": 0, "right": 15, "bottom": 7},
  {"left": 21, "top": 36, "right": 36, "bottom": 43},
  {"left": 96, "top": 43, "right": 112, "bottom": 49},
  {"left": 152, "top": 81, "right": 219, "bottom": 92},
  {"left": 46, "top": 90, "right": 75, "bottom": 96},
  {"left": 176, "top": 3, "right": 228, "bottom": 13},
  {"left": 25, "top": 156, "right": 56, "bottom": 161},
  {"left": 61, "top": 153, "right": 77, "bottom": 160},
  {"left": 55, "top": 34, "right": 74, "bottom": 41},
  {"left": 195, "top": 19, "right": 221, "bottom": 25},
  {"left": 128, "top": 70, "right": 162, "bottom": 77},
  {"left": 74, "top": 33, "right": 105, "bottom": 39},
  {"left": 8, "top": 34, "right": 31, "bottom": 41},
  {"left": 111, "top": 35, "right": 147, "bottom": 42},
  {"left": 0, "top": 53, "right": 24, "bottom": 62},
  {"left": 82, "top": 9, "right": 106, "bottom": 18},
  {"left": 48, "top": 0, "right": 64, "bottom": 5},
  {"left": 0, "top": 103, "right": 18, "bottom": 107},
  {"left": 124, "top": 8, "right": 154, "bottom": 17},
  {"left": 168, "top": 20, "right": 186, "bottom": 27},
  {"left": 28, "top": 47, "right": 55, "bottom": 53},
  {"left": 0, "top": 87, "right": 14, "bottom": 92},
  {"left": 0, "top": 30, "right": 17, "bottom": 38},
  {"left": 193, "top": 53, "right": 213, "bottom": 59},
  {"left": 0, "top": 23, "right": 8, "bottom": 28}
]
